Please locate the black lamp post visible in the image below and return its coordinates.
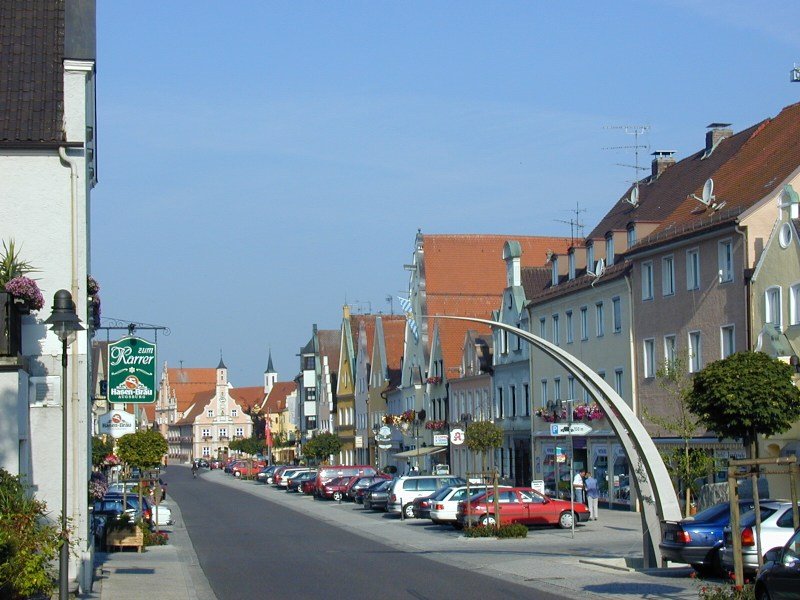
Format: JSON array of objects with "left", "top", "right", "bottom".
[{"left": 44, "top": 290, "right": 84, "bottom": 600}]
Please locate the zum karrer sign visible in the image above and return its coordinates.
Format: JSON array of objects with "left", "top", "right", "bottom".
[{"left": 107, "top": 336, "right": 157, "bottom": 404}]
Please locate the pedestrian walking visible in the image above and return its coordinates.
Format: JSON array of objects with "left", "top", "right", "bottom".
[
  {"left": 585, "top": 471, "right": 599, "bottom": 520},
  {"left": 572, "top": 469, "right": 587, "bottom": 504}
]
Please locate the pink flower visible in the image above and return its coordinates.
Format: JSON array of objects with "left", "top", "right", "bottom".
[{"left": 4, "top": 276, "right": 44, "bottom": 311}]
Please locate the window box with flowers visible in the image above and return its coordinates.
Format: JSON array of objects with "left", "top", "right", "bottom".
[
  {"left": 425, "top": 420, "right": 447, "bottom": 431},
  {"left": 534, "top": 408, "right": 568, "bottom": 423},
  {"left": 426, "top": 376, "right": 442, "bottom": 385},
  {"left": 1, "top": 240, "right": 41, "bottom": 356},
  {"left": 572, "top": 403, "right": 604, "bottom": 421}
]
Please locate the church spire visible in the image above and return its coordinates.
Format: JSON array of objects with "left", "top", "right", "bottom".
[
  {"left": 265, "top": 349, "right": 275, "bottom": 374},
  {"left": 264, "top": 349, "right": 277, "bottom": 394}
]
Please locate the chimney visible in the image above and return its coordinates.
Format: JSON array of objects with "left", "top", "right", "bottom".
[
  {"left": 705, "top": 123, "right": 733, "bottom": 154},
  {"left": 651, "top": 151, "right": 675, "bottom": 179},
  {"left": 502, "top": 241, "right": 522, "bottom": 287}
]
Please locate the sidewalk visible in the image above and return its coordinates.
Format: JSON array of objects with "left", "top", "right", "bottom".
[{"left": 86, "top": 495, "right": 216, "bottom": 600}]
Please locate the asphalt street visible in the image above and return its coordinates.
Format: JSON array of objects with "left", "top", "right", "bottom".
[{"left": 167, "top": 467, "right": 569, "bottom": 600}]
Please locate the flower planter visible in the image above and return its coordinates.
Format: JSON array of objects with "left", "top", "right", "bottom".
[
  {"left": 0, "top": 291, "right": 23, "bottom": 357},
  {"left": 106, "top": 527, "right": 144, "bottom": 552}
]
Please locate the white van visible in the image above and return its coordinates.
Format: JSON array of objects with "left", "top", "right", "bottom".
[{"left": 387, "top": 475, "right": 465, "bottom": 517}]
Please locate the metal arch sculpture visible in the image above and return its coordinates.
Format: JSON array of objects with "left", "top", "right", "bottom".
[{"left": 437, "top": 315, "right": 681, "bottom": 566}]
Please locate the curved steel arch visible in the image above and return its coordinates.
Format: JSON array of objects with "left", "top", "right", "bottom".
[{"left": 437, "top": 315, "right": 680, "bottom": 566}]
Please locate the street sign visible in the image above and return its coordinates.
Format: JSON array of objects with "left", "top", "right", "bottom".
[
  {"left": 98, "top": 409, "right": 136, "bottom": 438},
  {"left": 433, "top": 434, "right": 448, "bottom": 447},
  {"left": 449, "top": 428, "right": 465, "bottom": 445},
  {"left": 550, "top": 423, "right": 593, "bottom": 436},
  {"left": 108, "top": 336, "right": 157, "bottom": 404}
]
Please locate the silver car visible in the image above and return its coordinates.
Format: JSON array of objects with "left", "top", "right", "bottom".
[{"left": 721, "top": 501, "right": 800, "bottom": 574}]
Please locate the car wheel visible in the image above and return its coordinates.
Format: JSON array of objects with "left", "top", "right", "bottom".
[
  {"left": 558, "top": 511, "right": 574, "bottom": 529},
  {"left": 403, "top": 503, "right": 415, "bottom": 519},
  {"left": 480, "top": 514, "right": 497, "bottom": 527},
  {"left": 333, "top": 491, "right": 343, "bottom": 502}
]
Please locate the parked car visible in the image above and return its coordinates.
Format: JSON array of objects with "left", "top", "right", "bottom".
[
  {"left": 276, "top": 467, "right": 311, "bottom": 488},
  {"left": 456, "top": 487, "right": 590, "bottom": 528},
  {"left": 313, "top": 465, "right": 377, "bottom": 497},
  {"left": 106, "top": 482, "right": 139, "bottom": 495},
  {"left": 429, "top": 485, "right": 509, "bottom": 527},
  {"left": 755, "top": 525, "right": 800, "bottom": 600},
  {"left": 233, "top": 461, "right": 266, "bottom": 478},
  {"left": 209, "top": 459, "right": 223, "bottom": 470},
  {"left": 363, "top": 479, "right": 393, "bottom": 511},
  {"left": 721, "top": 501, "right": 800, "bottom": 574},
  {"left": 286, "top": 470, "right": 317, "bottom": 493},
  {"left": 300, "top": 477, "right": 318, "bottom": 495},
  {"left": 346, "top": 475, "right": 391, "bottom": 502},
  {"left": 256, "top": 465, "right": 279, "bottom": 484},
  {"left": 271, "top": 466, "right": 293, "bottom": 487},
  {"left": 387, "top": 476, "right": 466, "bottom": 517},
  {"left": 103, "top": 492, "right": 154, "bottom": 525},
  {"left": 411, "top": 492, "right": 438, "bottom": 519},
  {"left": 321, "top": 476, "right": 359, "bottom": 501},
  {"left": 659, "top": 500, "right": 762, "bottom": 575}
]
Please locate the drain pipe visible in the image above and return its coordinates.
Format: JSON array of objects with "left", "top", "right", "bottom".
[
  {"left": 58, "top": 146, "right": 80, "bottom": 297},
  {"left": 734, "top": 222, "right": 751, "bottom": 351}
]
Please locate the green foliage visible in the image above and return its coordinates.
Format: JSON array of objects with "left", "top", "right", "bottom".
[
  {"left": 463, "top": 523, "right": 528, "bottom": 538},
  {"left": 465, "top": 421, "right": 503, "bottom": 453},
  {"left": 91, "top": 435, "right": 115, "bottom": 467},
  {"left": 697, "top": 583, "right": 754, "bottom": 600},
  {"left": 0, "top": 469, "right": 61, "bottom": 599},
  {"left": 229, "top": 437, "right": 264, "bottom": 456},
  {"left": 688, "top": 352, "right": 800, "bottom": 449},
  {"left": 140, "top": 522, "right": 168, "bottom": 546},
  {"left": 0, "top": 239, "right": 37, "bottom": 287},
  {"left": 117, "top": 429, "right": 168, "bottom": 469},
  {"left": 302, "top": 432, "right": 342, "bottom": 463}
]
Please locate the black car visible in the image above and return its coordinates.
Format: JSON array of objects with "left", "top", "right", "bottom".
[
  {"left": 363, "top": 479, "right": 393, "bottom": 511},
  {"left": 659, "top": 500, "right": 760, "bottom": 575},
  {"left": 287, "top": 471, "right": 316, "bottom": 493},
  {"left": 347, "top": 476, "right": 389, "bottom": 502},
  {"left": 755, "top": 526, "right": 800, "bottom": 600},
  {"left": 411, "top": 492, "right": 437, "bottom": 519}
]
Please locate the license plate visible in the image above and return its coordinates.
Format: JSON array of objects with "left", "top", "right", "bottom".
[{"left": 665, "top": 532, "right": 674, "bottom": 541}]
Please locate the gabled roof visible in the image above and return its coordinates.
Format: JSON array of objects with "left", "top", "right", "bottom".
[
  {"left": 378, "top": 315, "right": 406, "bottom": 388},
  {"left": 173, "top": 389, "right": 215, "bottom": 425},
  {"left": 262, "top": 382, "right": 297, "bottom": 414},
  {"left": 351, "top": 314, "right": 377, "bottom": 365},
  {"left": 520, "top": 267, "right": 552, "bottom": 300},
  {"left": 165, "top": 367, "right": 216, "bottom": 413},
  {"left": 316, "top": 329, "right": 341, "bottom": 375},
  {"left": 230, "top": 386, "right": 265, "bottom": 412},
  {"left": 421, "top": 234, "right": 570, "bottom": 377},
  {"left": 588, "top": 123, "right": 758, "bottom": 240},
  {"left": 0, "top": 1, "right": 65, "bottom": 144}
]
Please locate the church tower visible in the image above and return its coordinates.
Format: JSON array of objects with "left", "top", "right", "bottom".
[{"left": 264, "top": 350, "right": 277, "bottom": 395}]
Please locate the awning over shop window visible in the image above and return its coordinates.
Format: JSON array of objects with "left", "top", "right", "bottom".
[{"left": 393, "top": 447, "right": 447, "bottom": 458}]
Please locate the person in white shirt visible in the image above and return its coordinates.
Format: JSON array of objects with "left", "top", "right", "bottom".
[{"left": 572, "top": 469, "right": 587, "bottom": 503}]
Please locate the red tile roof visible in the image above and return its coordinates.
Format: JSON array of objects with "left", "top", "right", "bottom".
[
  {"left": 166, "top": 368, "right": 216, "bottom": 414},
  {"left": 174, "top": 390, "right": 215, "bottom": 426},
  {"left": 378, "top": 315, "right": 407, "bottom": 388},
  {"left": 230, "top": 386, "right": 265, "bottom": 412},
  {"left": 263, "top": 382, "right": 297, "bottom": 414},
  {"left": 421, "top": 234, "right": 570, "bottom": 377}
]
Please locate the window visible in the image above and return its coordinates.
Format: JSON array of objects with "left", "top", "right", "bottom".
[
  {"left": 567, "top": 376, "right": 575, "bottom": 400},
  {"left": 231, "top": 409, "right": 238, "bottom": 417},
  {"left": 207, "top": 410, "right": 213, "bottom": 418},
  {"left": 643, "top": 339, "right": 655, "bottom": 378},
  {"left": 496, "top": 387, "right": 504, "bottom": 419},
  {"left": 584, "top": 387, "right": 591, "bottom": 403},
  {"left": 540, "top": 380, "right": 548, "bottom": 407},
  {"left": 605, "top": 235, "right": 615, "bottom": 266},
  {"left": 552, "top": 257, "right": 559, "bottom": 286},
  {"left": 595, "top": 302, "right": 605, "bottom": 337},
  {"left": 552, "top": 314, "right": 560, "bottom": 345},
  {"left": 510, "top": 386, "right": 517, "bottom": 417},
  {"left": 219, "top": 428, "right": 228, "bottom": 439},
  {"left": 515, "top": 325, "right": 522, "bottom": 351},
  {"left": 612, "top": 297, "right": 622, "bottom": 333},
  {"left": 642, "top": 261, "right": 654, "bottom": 300},
  {"left": 686, "top": 249, "right": 700, "bottom": 290},
  {"left": 499, "top": 329, "right": 509, "bottom": 354},
  {"left": 614, "top": 369, "right": 624, "bottom": 395},
  {"left": 586, "top": 244, "right": 595, "bottom": 273},
  {"left": 568, "top": 252, "right": 576, "bottom": 280},
  {"left": 791, "top": 284, "right": 800, "bottom": 326},
  {"left": 580, "top": 307, "right": 588, "bottom": 341},
  {"left": 566, "top": 310, "right": 574, "bottom": 343},
  {"left": 662, "top": 255, "right": 675, "bottom": 296},
  {"left": 765, "top": 286, "right": 782, "bottom": 329},
  {"left": 523, "top": 383, "right": 530, "bottom": 416},
  {"left": 664, "top": 335, "right": 677, "bottom": 370},
  {"left": 627, "top": 225, "right": 636, "bottom": 248},
  {"left": 202, "top": 447, "right": 210, "bottom": 457},
  {"left": 689, "top": 331, "right": 702, "bottom": 373},
  {"left": 718, "top": 239, "right": 733, "bottom": 282},
  {"left": 236, "top": 427, "right": 244, "bottom": 437},
  {"left": 554, "top": 378, "right": 561, "bottom": 400},
  {"left": 721, "top": 325, "right": 735, "bottom": 359},
  {"left": 539, "top": 317, "right": 546, "bottom": 338},
  {"left": 201, "top": 428, "right": 210, "bottom": 438}
]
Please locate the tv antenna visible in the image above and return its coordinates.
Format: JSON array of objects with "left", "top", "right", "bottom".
[
  {"left": 691, "top": 178, "right": 726, "bottom": 212},
  {"left": 604, "top": 124, "right": 650, "bottom": 202},
  {"left": 555, "top": 202, "right": 586, "bottom": 246},
  {"left": 385, "top": 295, "right": 394, "bottom": 315}
]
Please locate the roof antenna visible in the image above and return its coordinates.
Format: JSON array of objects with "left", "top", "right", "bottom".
[
  {"left": 604, "top": 124, "right": 650, "bottom": 205},
  {"left": 554, "top": 202, "right": 586, "bottom": 246}
]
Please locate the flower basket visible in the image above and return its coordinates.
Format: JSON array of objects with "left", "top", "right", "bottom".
[
  {"left": 425, "top": 420, "right": 447, "bottom": 431},
  {"left": 4, "top": 276, "right": 44, "bottom": 312},
  {"left": 400, "top": 409, "right": 416, "bottom": 423},
  {"left": 426, "top": 376, "right": 442, "bottom": 385}
]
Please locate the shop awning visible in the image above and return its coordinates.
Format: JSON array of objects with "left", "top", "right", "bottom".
[{"left": 393, "top": 446, "right": 447, "bottom": 458}]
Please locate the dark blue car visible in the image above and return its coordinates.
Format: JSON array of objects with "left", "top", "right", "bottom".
[{"left": 659, "top": 500, "right": 759, "bottom": 575}]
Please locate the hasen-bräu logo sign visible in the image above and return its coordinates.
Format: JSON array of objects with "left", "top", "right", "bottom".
[
  {"left": 108, "top": 336, "right": 156, "bottom": 404},
  {"left": 98, "top": 409, "right": 136, "bottom": 438}
]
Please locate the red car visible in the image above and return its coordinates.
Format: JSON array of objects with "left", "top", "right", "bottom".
[
  {"left": 232, "top": 461, "right": 266, "bottom": 478},
  {"left": 300, "top": 478, "right": 317, "bottom": 495},
  {"left": 457, "top": 487, "right": 589, "bottom": 529},
  {"left": 313, "top": 465, "right": 377, "bottom": 497},
  {"left": 271, "top": 466, "right": 292, "bottom": 487},
  {"left": 321, "top": 476, "right": 359, "bottom": 501}
]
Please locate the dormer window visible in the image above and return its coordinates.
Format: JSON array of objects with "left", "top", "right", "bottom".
[
  {"left": 605, "top": 234, "right": 615, "bottom": 266},
  {"left": 627, "top": 225, "right": 636, "bottom": 248},
  {"left": 551, "top": 257, "right": 559, "bottom": 286},
  {"left": 568, "top": 252, "right": 576, "bottom": 280},
  {"left": 586, "top": 243, "right": 595, "bottom": 272}
]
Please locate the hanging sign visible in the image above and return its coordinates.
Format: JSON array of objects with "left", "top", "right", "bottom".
[
  {"left": 108, "top": 336, "right": 157, "bottom": 404},
  {"left": 99, "top": 409, "right": 136, "bottom": 438},
  {"left": 433, "top": 434, "right": 449, "bottom": 447},
  {"left": 450, "top": 428, "right": 465, "bottom": 445}
]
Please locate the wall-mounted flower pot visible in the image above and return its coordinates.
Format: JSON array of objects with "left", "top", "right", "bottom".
[{"left": 0, "top": 292, "right": 23, "bottom": 356}]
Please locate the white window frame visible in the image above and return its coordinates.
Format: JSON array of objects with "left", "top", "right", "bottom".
[
  {"left": 643, "top": 338, "right": 655, "bottom": 378},
  {"left": 554, "top": 377, "right": 561, "bottom": 400},
  {"left": 612, "top": 296, "right": 621, "bottom": 333},
  {"left": 202, "top": 447, "right": 210, "bottom": 457},
  {"left": 686, "top": 248, "right": 700, "bottom": 290},
  {"left": 765, "top": 286, "right": 782, "bottom": 329},
  {"left": 231, "top": 409, "right": 238, "bottom": 417},
  {"left": 201, "top": 428, "right": 211, "bottom": 438},
  {"left": 605, "top": 235, "right": 615, "bottom": 266},
  {"left": 627, "top": 225, "right": 636, "bottom": 248},
  {"left": 642, "top": 261, "right": 654, "bottom": 300},
  {"left": 662, "top": 255, "right": 675, "bottom": 296},
  {"left": 539, "top": 317, "right": 546, "bottom": 338},
  {"left": 720, "top": 324, "right": 735, "bottom": 359},
  {"left": 688, "top": 331, "right": 702, "bottom": 373},
  {"left": 552, "top": 257, "right": 559, "bottom": 286},
  {"left": 587, "top": 243, "right": 594, "bottom": 273},
  {"left": 552, "top": 314, "right": 560, "bottom": 345},
  {"left": 207, "top": 410, "right": 213, "bottom": 418},
  {"left": 718, "top": 239, "right": 733, "bottom": 283},
  {"left": 595, "top": 302, "right": 605, "bottom": 337},
  {"left": 580, "top": 306, "right": 588, "bottom": 341},
  {"left": 664, "top": 334, "right": 677, "bottom": 370},
  {"left": 791, "top": 283, "right": 800, "bottom": 326},
  {"left": 566, "top": 310, "right": 574, "bottom": 344},
  {"left": 567, "top": 376, "right": 575, "bottom": 400}
]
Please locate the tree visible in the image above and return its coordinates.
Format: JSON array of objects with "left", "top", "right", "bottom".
[
  {"left": 229, "top": 437, "right": 264, "bottom": 456},
  {"left": 465, "top": 421, "right": 503, "bottom": 473},
  {"left": 644, "top": 353, "right": 713, "bottom": 517},
  {"left": 302, "top": 433, "right": 342, "bottom": 464},
  {"left": 116, "top": 429, "right": 168, "bottom": 470},
  {"left": 688, "top": 351, "right": 800, "bottom": 458},
  {"left": 91, "top": 435, "right": 115, "bottom": 467}
]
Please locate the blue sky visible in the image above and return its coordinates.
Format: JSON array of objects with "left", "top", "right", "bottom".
[{"left": 91, "top": 1, "right": 800, "bottom": 386}]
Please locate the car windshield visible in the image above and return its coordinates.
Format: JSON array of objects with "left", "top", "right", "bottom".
[
  {"left": 740, "top": 506, "right": 780, "bottom": 526},
  {"left": 433, "top": 486, "right": 454, "bottom": 501},
  {"left": 691, "top": 503, "right": 730, "bottom": 522}
]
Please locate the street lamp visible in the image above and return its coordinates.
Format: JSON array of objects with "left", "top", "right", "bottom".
[{"left": 44, "top": 290, "right": 84, "bottom": 600}]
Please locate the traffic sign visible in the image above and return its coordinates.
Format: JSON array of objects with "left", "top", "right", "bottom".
[{"left": 550, "top": 423, "right": 593, "bottom": 436}]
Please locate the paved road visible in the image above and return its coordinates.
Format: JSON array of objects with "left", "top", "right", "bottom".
[{"left": 168, "top": 467, "right": 568, "bottom": 600}]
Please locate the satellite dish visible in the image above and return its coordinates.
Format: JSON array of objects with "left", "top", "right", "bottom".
[
  {"left": 625, "top": 187, "right": 639, "bottom": 207},
  {"left": 692, "top": 178, "right": 715, "bottom": 207},
  {"left": 587, "top": 258, "right": 606, "bottom": 285}
]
